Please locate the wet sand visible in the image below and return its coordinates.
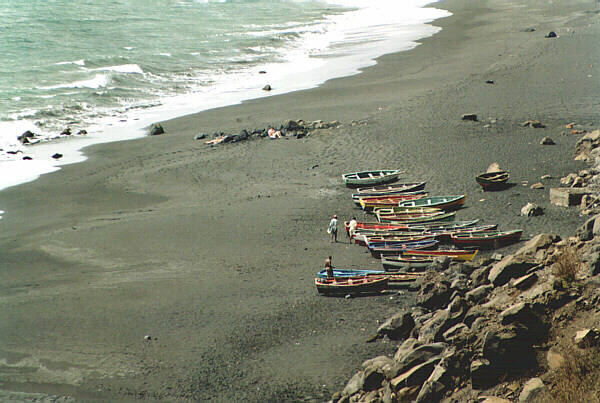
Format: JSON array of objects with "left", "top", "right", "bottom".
[{"left": 1, "top": 0, "right": 599, "bottom": 400}]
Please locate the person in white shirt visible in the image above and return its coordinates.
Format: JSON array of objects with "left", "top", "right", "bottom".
[
  {"left": 328, "top": 214, "right": 338, "bottom": 243},
  {"left": 348, "top": 217, "right": 358, "bottom": 243}
]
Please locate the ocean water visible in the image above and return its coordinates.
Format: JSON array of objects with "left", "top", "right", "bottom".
[{"left": 0, "top": 0, "right": 450, "bottom": 204}]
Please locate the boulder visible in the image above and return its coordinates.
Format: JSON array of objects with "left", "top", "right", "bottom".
[
  {"left": 376, "top": 311, "right": 415, "bottom": 340},
  {"left": 540, "top": 137, "right": 555, "bottom": 145},
  {"left": 464, "top": 305, "right": 492, "bottom": 327},
  {"left": 585, "top": 252, "right": 600, "bottom": 276},
  {"left": 342, "top": 371, "right": 365, "bottom": 396},
  {"left": 546, "top": 348, "right": 565, "bottom": 370},
  {"left": 545, "top": 31, "right": 557, "bottom": 38},
  {"left": 363, "top": 365, "right": 385, "bottom": 391},
  {"left": 61, "top": 127, "right": 72, "bottom": 135},
  {"left": 461, "top": 113, "right": 478, "bottom": 121},
  {"left": 390, "top": 343, "right": 447, "bottom": 379},
  {"left": 519, "top": 377, "right": 545, "bottom": 402},
  {"left": 511, "top": 272, "right": 538, "bottom": 290},
  {"left": 577, "top": 214, "right": 600, "bottom": 241},
  {"left": 515, "top": 233, "right": 560, "bottom": 257},
  {"left": 418, "top": 309, "right": 451, "bottom": 344},
  {"left": 442, "top": 323, "right": 471, "bottom": 345},
  {"left": 465, "top": 284, "right": 493, "bottom": 304},
  {"left": 417, "top": 279, "right": 451, "bottom": 311},
  {"left": 393, "top": 338, "right": 421, "bottom": 361},
  {"left": 390, "top": 357, "right": 441, "bottom": 390},
  {"left": 488, "top": 255, "right": 538, "bottom": 287},
  {"left": 361, "top": 356, "right": 393, "bottom": 371},
  {"left": 574, "top": 328, "right": 598, "bottom": 348},
  {"left": 470, "top": 265, "right": 491, "bottom": 287},
  {"left": 78, "top": 129, "right": 87, "bottom": 135},
  {"left": 521, "top": 202, "right": 544, "bottom": 216},
  {"left": 470, "top": 358, "right": 493, "bottom": 389},
  {"left": 51, "top": 153, "right": 63, "bottom": 159},
  {"left": 415, "top": 363, "right": 450, "bottom": 402},
  {"left": 481, "top": 325, "right": 538, "bottom": 375},
  {"left": 262, "top": 84, "right": 272, "bottom": 91},
  {"left": 148, "top": 123, "right": 164, "bottom": 136}
]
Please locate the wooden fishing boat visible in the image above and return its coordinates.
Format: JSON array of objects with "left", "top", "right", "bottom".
[
  {"left": 353, "top": 231, "right": 428, "bottom": 245},
  {"left": 354, "top": 181, "right": 426, "bottom": 196},
  {"left": 366, "top": 236, "right": 436, "bottom": 249},
  {"left": 359, "top": 194, "right": 426, "bottom": 211},
  {"left": 315, "top": 276, "right": 389, "bottom": 295},
  {"left": 450, "top": 229, "right": 523, "bottom": 248},
  {"left": 380, "top": 211, "right": 457, "bottom": 224},
  {"left": 375, "top": 208, "right": 444, "bottom": 222},
  {"left": 381, "top": 255, "right": 436, "bottom": 271},
  {"left": 403, "top": 219, "right": 479, "bottom": 232},
  {"left": 476, "top": 171, "right": 510, "bottom": 190},
  {"left": 403, "top": 248, "right": 478, "bottom": 261},
  {"left": 374, "top": 206, "right": 441, "bottom": 216},
  {"left": 426, "top": 224, "right": 498, "bottom": 240},
  {"left": 369, "top": 239, "right": 439, "bottom": 259},
  {"left": 397, "top": 195, "right": 466, "bottom": 210},
  {"left": 352, "top": 190, "right": 426, "bottom": 207},
  {"left": 316, "top": 269, "right": 422, "bottom": 282},
  {"left": 345, "top": 219, "right": 479, "bottom": 235},
  {"left": 343, "top": 170, "right": 404, "bottom": 187}
]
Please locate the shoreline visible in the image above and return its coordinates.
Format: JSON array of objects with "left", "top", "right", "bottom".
[
  {"left": 1, "top": 0, "right": 599, "bottom": 400},
  {"left": 0, "top": 0, "right": 450, "bottom": 195}
]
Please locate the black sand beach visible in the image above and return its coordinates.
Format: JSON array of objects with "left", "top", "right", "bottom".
[{"left": 1, "top": 0, "right": 599, "bottom": 400}]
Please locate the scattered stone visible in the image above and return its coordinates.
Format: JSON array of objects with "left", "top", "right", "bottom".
[
  {"left": 144, "top": 335, "right": 152, "bottom": 340},
  {"left": 486, "top": 80, "right": 495, "bottom": 84},
  {"left": 519, "top": 377, "right": 545, "bottom": 402},
  {"left": 61, "top": 127, "right": 72, "bottom": 135},
  {"left": 522, "top": 120, "right": 545, "bottom": 128},
  {"left": 262, "top": 84, "right": 272, "bottom": 91},
  {"left": 52, "top": 153, "right": 63, "bottom": 159},
  {"left": 461, "top": 113, "right": 478, "bottom": 121},
  {"left": 194, "top": 133, "right": 207, "bottom": 140},
  {"left": 148, "top": 123, "right": 164, "bottom": 136},
  {"left": 259, "top": 70, "right": 266, "bottom": 74},
  {"left": 78, "top": 129, "right": 87, "bottom": 135},
  {"left": 22, "top": 156, "right": 33, "bottom": 160},
  {"left": 540, "top": 137, "right": 555, "bottom": 145},
  {"left": 545, "top": 31, "right": 557, "bottom": 38},
  {"left": 541, "top": 174, "right": 552, "bottom": 179},
  {"left": 522, "top": 27, "right": 536, "bottom": 32},
  {"left": 521, "top": 202, "right": 543, "bottom": 216},
  {"left": 530, "top": 182, "right": 545, "bottom": 189},
  {"left": 17, "top": 130, "right": 36, "bottom": 144}
]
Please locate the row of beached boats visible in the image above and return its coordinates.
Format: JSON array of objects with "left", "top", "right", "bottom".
[{"left": 315, "top": 169, "right": 520, "bottom": 296}]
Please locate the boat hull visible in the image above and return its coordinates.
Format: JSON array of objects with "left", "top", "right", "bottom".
[
  {"left": 451, "top": 230, "right": 523, "bottom": 248},
  {"left": 315, "top": 276, "right": 389, "bottom": 295},
  {"left": 343, "top": 170, "right": 403, "bottom": 187}
]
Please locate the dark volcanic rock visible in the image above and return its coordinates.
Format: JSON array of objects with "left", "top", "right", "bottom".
[
  {"left": 52, "top": 153, "right": 63, "bottom": 159},
  {"left": 488, "top": 255, "right": 538, "bottom": 287},
  {"left": 148, "top": 123, "right": 164, "bottom": 136},
  {"left": 376, "top": 310, "right": 415, "bottom": 340},
  {"left": 262, "top": 84, "right": 272, "bottom": 91},
  {"left": 461, "top": 113, "right": 478, "bottom": 121},
  {"left": 545, "top": 31, "right": 557, "bottom": 38}
]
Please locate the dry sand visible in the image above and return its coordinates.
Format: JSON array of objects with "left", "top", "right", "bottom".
[{"left": 1, "top": 0, "right": 599, "bottom": 400}]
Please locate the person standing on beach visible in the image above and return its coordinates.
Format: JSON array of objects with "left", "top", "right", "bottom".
[
  {"left": 328, "top": 214, "right": 338, "bottom": 242},
  {"left": 325, "top": 256, "right": 334, "bottom": 278},
  {"left": 348, "top": 216, "right": 358, "bottom": 243}
]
